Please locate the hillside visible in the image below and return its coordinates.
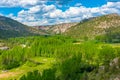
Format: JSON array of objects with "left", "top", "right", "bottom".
[
  {"left": 65, "top": 14, "right": 120, "bottom": 40},
  {"left": 0, "top": 16, "right": 46, "bottom": 38},
  {"left": 34, "top": 23, "right": 78, "bottom": 34},
  {"left": 47, "top": 23, "right": 78, "bottom": 34}
]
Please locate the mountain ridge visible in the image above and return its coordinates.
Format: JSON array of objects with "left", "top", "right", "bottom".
[
  {"left": 0, "top": 16, "right": 47, "bottom": 38},
  {"left": 0, "top": 13, "right": 120, "bottom": 39},
  {"left": 65, "top": 13, "right": 120, "bottom": 40}
]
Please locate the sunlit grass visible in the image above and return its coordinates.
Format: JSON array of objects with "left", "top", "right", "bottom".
[{"left": 0, "top": 57, "right": 55, "bottom": 80}]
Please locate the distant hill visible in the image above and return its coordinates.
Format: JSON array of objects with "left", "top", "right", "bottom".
[
  {"left": 65, "top": 13, "right": 120, "bottom": 41},
  {"left": 47, "top": 23, "right": 78, "bottom": 34},
  {"left": 0, "top": 16, "right": 46, "bottom": 38},
  {"left": 1, "top": 13, "right": 120, "bottom": 41},
  {"left": 34, "top": 23, "right": 78, "bottom": 34}
]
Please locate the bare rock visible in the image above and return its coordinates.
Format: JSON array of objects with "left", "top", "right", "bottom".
[{"left": 110, "top": 57, "right": 120, "bottom": 69}]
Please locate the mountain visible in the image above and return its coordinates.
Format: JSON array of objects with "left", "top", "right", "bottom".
[
  {"left": 0, "top": 16, "right": 46, "bottom": 38},
  {"left": 47, "top": 23, "right": 78, "bottom": 34},
  {"left": 65, "top": 13, "right": 120, "bottom": 40},
  {"left": 1, "top": 13, "right": 120, "bottom": 40},
  {"left": 34, "top": 23, "right": 78, "bottom": 34}
]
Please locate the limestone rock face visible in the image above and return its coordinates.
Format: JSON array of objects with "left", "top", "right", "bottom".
[{"left": 110, "top": 57, "right": 120, "bottom": 69}]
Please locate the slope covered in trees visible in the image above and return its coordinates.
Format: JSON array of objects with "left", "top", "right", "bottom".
[
  {"left": 0, "top": 16, "right": 47, "bottom": 38},
  {"left": 65, "top": 14, "right": 120, "bottom": 41}
]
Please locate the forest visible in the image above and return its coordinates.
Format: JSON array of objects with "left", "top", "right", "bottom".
[{"left": 0, "top": 35, "right": 120, "bottom": 80}]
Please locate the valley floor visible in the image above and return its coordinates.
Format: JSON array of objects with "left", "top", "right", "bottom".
[{"left": 0, "top": 57, "right": 55, "bottom": 80}]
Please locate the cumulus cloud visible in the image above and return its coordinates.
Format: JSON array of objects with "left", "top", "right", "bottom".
[
  {"left": 75, "top": 3, "right": 82, "bottom": 7},
  {"left": 4, "top": 1, "right": 120, "bottom": 26},
  {"left": 0, "top": 0, "right": 46, "bottom": 8},
  {"left": 0, "top": 0, "right": 72, "bottom": 8}
]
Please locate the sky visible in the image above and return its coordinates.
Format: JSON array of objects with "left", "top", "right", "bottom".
[{"left": 0, "top": 0, "right": 120, "bottom": 26}]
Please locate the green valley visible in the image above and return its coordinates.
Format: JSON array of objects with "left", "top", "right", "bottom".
[{"left": 0, "top": 14, "right": 120, "bottom": 80}]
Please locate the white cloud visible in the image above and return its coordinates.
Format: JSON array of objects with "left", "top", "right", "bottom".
[
  {"left": 43, "top": 5, "right": 56, "bottom": 12},
  {"left": 6, "top": 1, "right": 120, "bottom": 26},
  {"left": 23, "top": 20, "right": 49, "bottom": 26},
  {"left": 20, "top": 0, "right": 38, "bottom": 6},
  {"left": 0, "top": 0, "right": 18, "bottom": 7},
  {"left": 29, "top": 6, "right": 41, "bottom": 14},
  {"left": 8, "top": 13, "right": 14, "bottom": 17},
  {"left": 0, "top": 0, "right": 46, "bottom": 8},
  {"left": 75, "top": 3, "right": 82, "bottom": 7},
  {"left": 49, "top": 10, "right": 63, "bottom": 18}
]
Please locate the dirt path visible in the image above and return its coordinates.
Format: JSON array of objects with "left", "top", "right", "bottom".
[
  {"left": 73, "top": 42, "right": 81, "bottom": 44},
  {"left": 0, "top": 57, "right": 55, "bottom": 79},
  {"left": 0, "top": 71, "right": 23, "bottom": 79}
]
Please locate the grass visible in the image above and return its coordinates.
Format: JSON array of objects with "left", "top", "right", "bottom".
[
  {"left": 109, "top": 43, "right": 120, "bottom": 47},
  {"left": 0, "top": 57, "right": 55, "bottom": 80},
  {"left": 103, "top": 43, "right": 120, "bottom": 48}
]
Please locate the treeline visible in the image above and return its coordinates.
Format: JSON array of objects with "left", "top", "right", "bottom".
[
  {"left": 19, "top": 69, "right": 56, "bottom": 80},
  {"left": 19, "top": 41, "right": 120, "bottom": 80},
  {"left": 0, "top": 36, "right": 120, "bottom": 80},
  {"left": 0, "top": 36, "right": 75, "bottom": 69},
  {"left": 95, "top": 26, "right": 120, "bottom": 43}
]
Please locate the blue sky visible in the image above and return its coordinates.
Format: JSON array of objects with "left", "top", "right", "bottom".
[{"left": 0, "top": 0, "right": 120, "bottom": 26}]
